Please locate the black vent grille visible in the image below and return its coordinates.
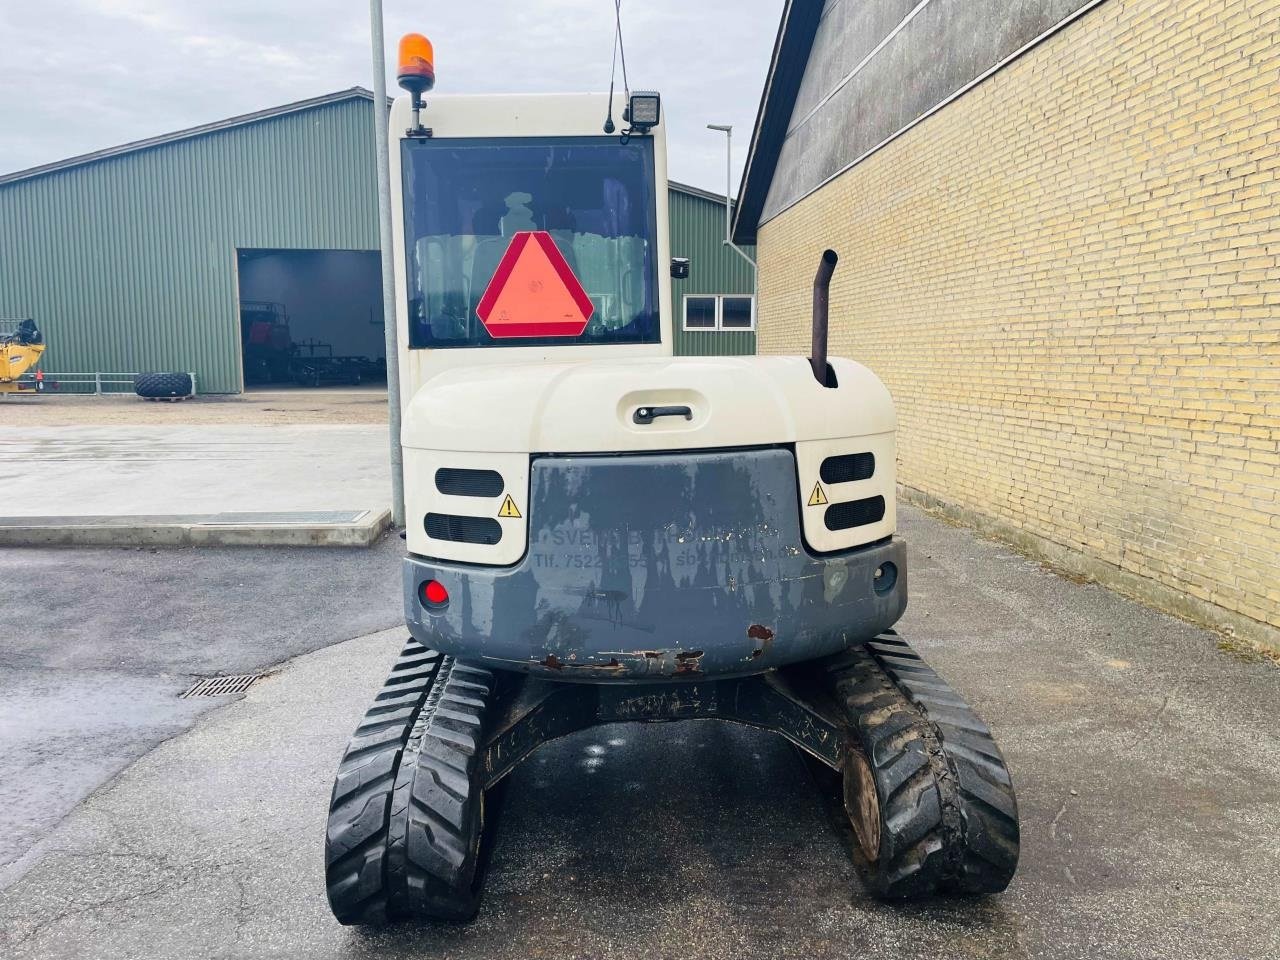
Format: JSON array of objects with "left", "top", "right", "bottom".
[
  {"left": 425, "top": 513, "right": 503, "bottom": 545},
  {"left": 820, "top": 452, "right": 875, "bottom": 485},
  {"left": 824, "top": 496, "right": 886, "bottom": 531},
  {"left": 435, "top": 468, "right": 504, "bottom": 498}
]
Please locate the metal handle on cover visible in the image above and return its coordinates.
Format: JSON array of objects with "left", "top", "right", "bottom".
[{"left": 633, "top": 405, "right": 693, "bottom": 425}]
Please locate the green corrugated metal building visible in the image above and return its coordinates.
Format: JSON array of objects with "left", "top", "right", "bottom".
[
  {"left": 0, "top": 88, "right": 754, "bottom": 394},
  {"left": 667, "top": 182, "right": 757, "bottom": 357}
]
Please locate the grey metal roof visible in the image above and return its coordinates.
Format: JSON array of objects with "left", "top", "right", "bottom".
[
  {"left": 0, "top": 87, "right": 381, "bottom": 187},
  {"left": 668, "top": 179, "right": 735, "bottom": 207}
]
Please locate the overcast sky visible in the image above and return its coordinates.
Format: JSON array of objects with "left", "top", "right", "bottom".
[{"left": 1, "top": 0, "right": 782, "bottom": 193}]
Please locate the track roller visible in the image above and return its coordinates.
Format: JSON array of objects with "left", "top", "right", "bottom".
[
  {"left": 827, "top": 633, "right": 1020, "bottom": 897},
  {"left": 325, "top": 637, "right": 495, "bottom": 924}
]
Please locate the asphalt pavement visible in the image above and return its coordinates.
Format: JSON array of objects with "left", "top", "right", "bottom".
[
  {"left": 0, "top": 536, "right": 403, "bottom": 877},
  {"left": 1, "top": 506, "right": 1278, "bottom": 959}
]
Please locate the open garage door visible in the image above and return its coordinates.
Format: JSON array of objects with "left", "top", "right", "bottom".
[{"left": 237, "top": 249, "right": 385, "bottom": 389}]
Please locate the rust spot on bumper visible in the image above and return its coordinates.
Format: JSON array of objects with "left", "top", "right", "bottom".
[
  {"left": 674, "top": 650, "right": 705, "bottom": 675},
  {"left": 554, "top": 649, "right": 707, "bottom": 677},
  {"left": 746, "top": 625, "right": 774, "bottom": 662},
  {"left": 540, "top": 653, "right": 625, "bottom": 675}
]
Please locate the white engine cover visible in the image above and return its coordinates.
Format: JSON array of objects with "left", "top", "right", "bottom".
[{"left": 402, "top": 355, "right": 896, "bottom": 563}]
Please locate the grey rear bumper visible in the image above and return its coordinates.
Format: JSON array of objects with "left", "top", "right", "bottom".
[{"left": 403, "top": 447, "right": 906, "bottom": 681}]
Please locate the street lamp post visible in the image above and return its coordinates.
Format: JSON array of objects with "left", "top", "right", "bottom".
[
  {"left": 370, "top": 0, "right": 405, "bottom": 529},
  {"left": 706, "top": 123, "right": 757, "bottom": 274}
]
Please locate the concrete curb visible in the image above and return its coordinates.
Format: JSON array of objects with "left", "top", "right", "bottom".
[{"left": 0, "top": 508, "right": 392, "bottom": 548}]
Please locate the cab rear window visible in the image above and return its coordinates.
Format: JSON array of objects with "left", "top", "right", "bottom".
[{"left": 402, "top": 136, "right": 659, "bottom": 349}]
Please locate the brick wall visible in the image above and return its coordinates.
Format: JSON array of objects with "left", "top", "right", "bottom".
[{"left": 756, "top": 0, "right": 1280, "bottom": 645}]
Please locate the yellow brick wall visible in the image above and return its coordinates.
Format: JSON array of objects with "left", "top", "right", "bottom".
[{"left": 757, "top": 0, "right": 1280, "bottom": 639}]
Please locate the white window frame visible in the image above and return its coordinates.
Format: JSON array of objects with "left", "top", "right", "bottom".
[
  {"left": 718, "top": 294, "right": 757, "bottom": 332},
  {"left": 681, "top": 293, "right": 756, "bottom": 332}
]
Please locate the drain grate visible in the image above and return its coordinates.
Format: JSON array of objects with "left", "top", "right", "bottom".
[{"left": 181, "top": 674, "right": 263, "bottom": 698}]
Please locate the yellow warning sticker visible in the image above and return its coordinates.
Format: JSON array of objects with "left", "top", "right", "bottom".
[
  {"left": 807, "top": 482, "right": 828, "bottom": 507},
  {"left": 498, "top": 494, "right": 522, "bottom": 519}
]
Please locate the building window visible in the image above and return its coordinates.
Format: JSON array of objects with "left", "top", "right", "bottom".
[
  {"left": 682, "top": 294, "right": 755, "bottom": 332},
  {"left": 684, "top": 296, "right": 718, "bottom": 329},
  {"left": 721, "top": 296, "right": 754, "bottom": 329}
]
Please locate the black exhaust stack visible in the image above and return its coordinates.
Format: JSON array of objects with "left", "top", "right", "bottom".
[{"left": 810, "top": 249, "right": 838, "bottom": 386}]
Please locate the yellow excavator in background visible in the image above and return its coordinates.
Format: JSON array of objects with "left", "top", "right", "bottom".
[{"left": 1, "top": 319, "right": 46, "bottom": 394}]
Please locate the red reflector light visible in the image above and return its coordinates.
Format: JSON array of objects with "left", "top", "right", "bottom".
[{"left": 421, "top": 579, "right": 449, "bottom": 607}]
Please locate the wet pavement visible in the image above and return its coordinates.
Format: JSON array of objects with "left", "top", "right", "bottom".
[
  {"left": 0, "top": 537, "right": 403, "bottom": 876},
  {"left": 1, "top": 506, "right": 1278, "bottom": 959}
]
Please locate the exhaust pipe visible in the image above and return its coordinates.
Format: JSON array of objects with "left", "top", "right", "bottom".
[{"left": 810, "top": 249, "right": 838, "bottom": 386}]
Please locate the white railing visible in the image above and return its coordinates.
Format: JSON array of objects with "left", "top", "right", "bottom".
[{"left": 5, "top": 372, "right": 197, "bottom": 396}]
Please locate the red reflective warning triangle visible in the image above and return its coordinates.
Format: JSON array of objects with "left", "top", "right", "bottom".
[{"left": 475, "top": 231, "right": 595, "bottom": 338}]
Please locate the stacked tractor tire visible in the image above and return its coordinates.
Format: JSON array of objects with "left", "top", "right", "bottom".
[{"left": 133, "top": 372, "right": 193, "bottom": 400}]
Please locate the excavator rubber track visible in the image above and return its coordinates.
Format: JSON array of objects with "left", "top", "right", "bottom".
[
  {"left": 324, "top": 637, "right": 494, "bottom": 924},
  {"left": 324, "top": 632, "right": 1019, "bottom": 924},
  {"left": 826, "top": 633, "right": 1020, "bottom": 897}
]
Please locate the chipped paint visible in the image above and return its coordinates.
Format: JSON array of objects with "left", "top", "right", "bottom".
[
  {"left": 823, "top": 562, "right": 851, "bottom": 603},
  {"left": 541, "top": 653, "right": 626, "bottom": 675},
  {"left": 673, "top": 650, "right": 705, "bottom": 675}
]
